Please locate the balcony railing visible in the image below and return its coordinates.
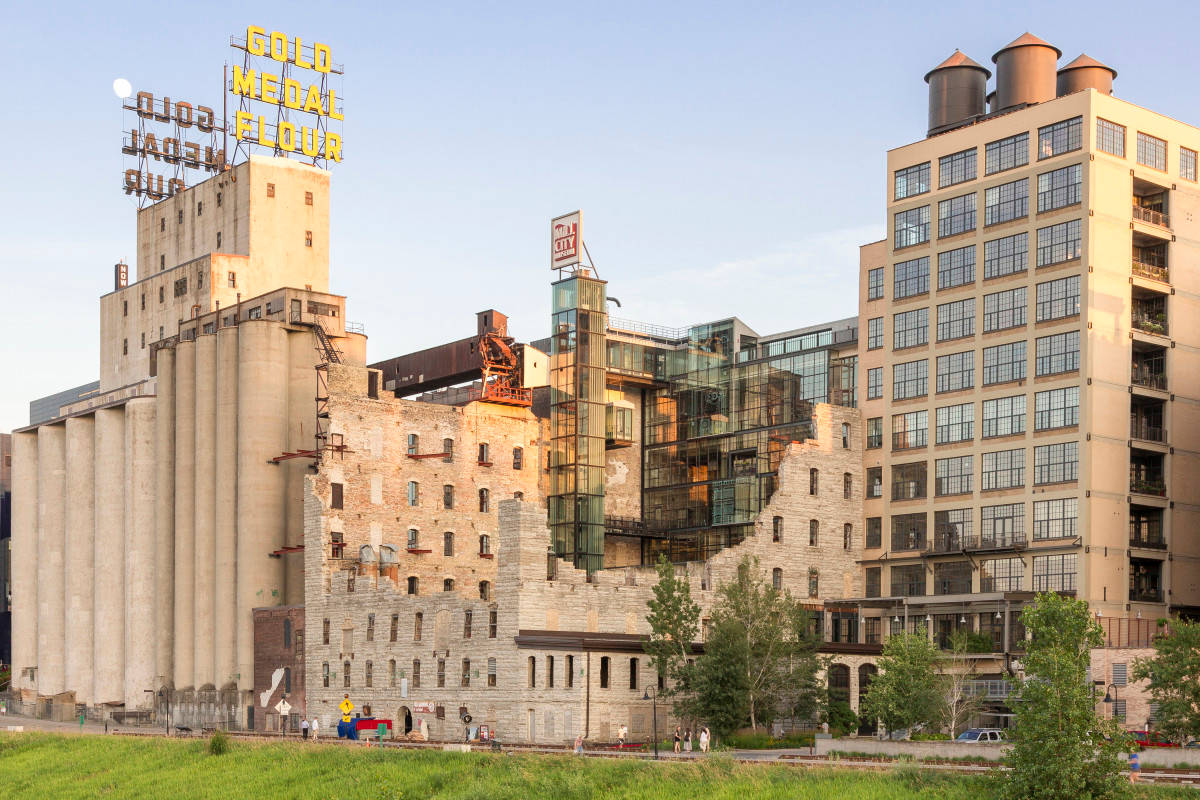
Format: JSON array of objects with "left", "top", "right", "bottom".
[
  {"left": 1130, "top": 530, "right": 1167, "bottom": 549},
  {"left": 964, "top": 680, "right": 1014, "bottom": 700},
  {"left": 1132, "top": 311, "right": 1168, "bottom": 336},
  {"left": 1130, "top": 478, "right": 1167, "bottom": 496},
  {"left": 1133, "top": 205, "right": 1171, "bottom": 228},
  {"left": 1131, "top": 420, "right": 1166, "bottom": 443},
  {"left": 1131, "top": 369, "right": 1167, "bottom": 391},
  {"left": 1132, "top": 259, "right": 1170, "bottom": 283},
  {"left": 963, "top": 533, "right": 1028, "bottom": 552},
  {"left": 1130, "top": 588, "right": 1164, "bottom": 603}
]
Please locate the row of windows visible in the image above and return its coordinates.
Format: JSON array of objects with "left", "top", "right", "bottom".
[
  {"left": 866, "top": 388, "right": 1078, "bottom": 450},
  {"left": 322, "top": 608, "right": 499, "bottom": 652},
  {"left": 864, "top": 498, "right": 1079, "bottom": 551},
  {"left": 331, "top": 480, "right": 505, "bottom": 512},
  {"left": 866, "top": 552, "right": 1077, "bottom": 597},
  {"left": 323, "top": 655, "right": 501, "bottom": 690},
  {"left": 770, "top": 515, "right": 855, "bottom": 551},
  {"left": 867, "top": 441, "right": 1078, "bottom": 499},
  {"left": 1097, "top": 119, "right": 1198, "bottom": 181}
]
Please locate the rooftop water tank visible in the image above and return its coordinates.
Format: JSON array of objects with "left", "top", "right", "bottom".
[
  {"left": 992, "top": 32, "right": 1061, "bottom": 112},
  {"left": 1057, "top": 53, "right": 1117, "bottom": 97},
  {"left": 925, "top": 50, "right": 991, "bottom": 136}
]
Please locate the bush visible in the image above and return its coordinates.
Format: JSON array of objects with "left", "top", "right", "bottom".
[
  {"left": 721, "top": 731, "right": 814, "bottom": 750},
  {"left": 208, "top": 730, "right": 231, "bottom": 756},
  {"left": 911, "top": 733, "right": 951, "bottom": 741},
  {"left": 824, "top": 700, "right": 858, "bottom": 738}
]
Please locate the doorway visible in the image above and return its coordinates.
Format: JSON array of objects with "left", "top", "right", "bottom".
[{"left": 398, "top": 706, "right": 413, "bottom": 734}]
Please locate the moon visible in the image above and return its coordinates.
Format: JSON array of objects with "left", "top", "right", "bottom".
[{"left": 112, "top": 78, "right": 132, "bottom": 99}]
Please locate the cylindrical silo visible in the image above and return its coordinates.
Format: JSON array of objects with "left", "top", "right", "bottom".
[
  {"left": 235, "top": 321, "right": 288, "bottom": 694},
  {"left": 93, "top": 407, "right": 126, "bottom": 705},
  {"left": 1057, "top": 54, "right": 1116, "bottom": 97},
  {"left": 924, "top": 50, "right": 990, "bottom": 136},
  {"left": 124, "top": 398, "right": 157, "bottom": 708},
  {"left": 10, "top": 431, "right": 39, "bottom": 693},
  {"left": 173, "top": 340, "right": 196, "bottom": 689},
  {"left": 213, "top": 326, "right": 239, "bottom": 689},
  {"left": 155, "top": 347, "right": 177, "bottom": 689},
  {"left": 64, "top": 416, "right": 95, "bottom": 705},
  {"left": 992, "top": 32, "right": 1061, "bottom": 112},
  {"left": 36, "top": 424, "right": 66, "bottom": 697},
  {"left": 284, "top": 328, "right": 311, "bottom": 606},
  {"left": 193, "top": 334, "right": 217, "bottom": 690}
]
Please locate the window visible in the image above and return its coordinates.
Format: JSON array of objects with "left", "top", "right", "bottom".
[
  {"left": 808, "top": 568, "right": 820, "bottom": 598},
  {"left": 216, "top": 232, "right": 222, "bottom": 249},
  {"left": 437, "top": 659, "right": 446, "bottom": 688},
  {"left": 174, "top": 277, "right": 188, "bottom": 297},
  {"left": 330, "top": 482, "right": 343, "bottom": 508},
  {"left": 479, "top": 580, "right": 492, "bottom": 600},
  {"left": 344, "top": 661, "right": 351, "bottom": 688},
  {"left": 412, "top": 659, "right": 421, "bottom": 687},
  {"left": 248, "top": 306, "right": 262, "bottom": 320},
  {"left": 629, "top": 658, "right": 639, "bottom": 690},
  {"left": 940, "top": 147, "right": 977, "bottom": 188},
  {"left": 809, "top": 519, "right": 819, "bottom": 546},
  {"left": 934, "top": 561, "right": 972, "bottom": 595},
  {"left": 844, "top": 523, "right": 852, "bottom": 550},
  {"left": 407, "top": 433, "right": 419, "bottom": 455},
  {"left": 843, "top": 472, "right": 852, "bottom": 499},
  {"left": 122, "top": 299, "right": 128, "bottom": 317},
  {"left": 305, "top": 190, "right": 314, "bottom": 205},
  {"left": 1137, "top": 132, "right": 1167, "bottom": 171},
  {"left": 982, "top": 503, "right": 1024, "bottom": 545},
  {"left": 159, "top": 286, "right": 164, "bottom": 303},
  {"left": 894, "top": 162, "right": 931, "bottom": 199},
  {"left": 479, "top": 488, "right": 490, "bottom": 512},
  {"left": 389, "top": 659, "right": 397, "bottom": 687},
  {"left": 809, "top": 468, "right": 819, "bottom": 495},
  {"left": 772, "top": 516, "right": 783, "bottom": 542},
  {"left": 407, "top": 576, "right": 419, "bottom": 595},
  {"left": 935, "top": 402, "right": 974, "bottom": 444},
  {"left": 867, "top": 267, "right": 885, "bottom": 300},
  {"left": 546, "top": 656, "right": 555, "bottom": 688},
  {"left": 442, "top": 484, "right": 454, "bottom": 509},
  {"left": 935, "top": 455, "right": 973, "bottom": 496},
  {"left": 890, "top": 563, "right": 926, "bottom": 597},
  {"left": 983, "top": 232, "right": 1028, "bottom": 278},
  {"left": 513, "top": 447, "right": 523, "bottom": 469},
  {"left": 443, "top": 438, "right": 454, "bottom": 462},
  {"left": 891, "top": 462, "right": 927, "bottom": 501},
  {"left": 894, "top": 206, "right": 931, "bottom": 248},
  {"left": 866, "top": 417, "right": 883, "bottom": 449},
  {"left": 488, "top": 658, "right": 497, "bottom": 687},
  {"left": 867, "top": 367, "right": 883, "bottom": 400},
  {"left": 982, "top": 394, "right": 1026, "bottom": 438},
  {"left": 1035, "top": 275, "right": 1080, "bottom": 322},
  {"left": 937, "top": 298, "right": 974, "bottom": 341},
  {"left": 1034, "top": 497, "right": 1078, "bottom": 540},
  {"left": 196, "top": 201, "right": 203, "bottom": 216},
  {"left": 323, "top": 662, "right": 330, "bottom": 688},
  {"left": 1034, "top": 441, "right": 1078, "bottom": 484},
  {"left": 893, "top": 257, "right": 930, "bottom": 298},
  {"left": 936, "top": 350, "right": 973, "bottom": 393},
  {"left": 160, "top": 254, "right": 166, "bottom": 271},
  {"left": 866, "top": 467, "right": 882, "bottom": 499},
  {"left": 983, "top": 287, "right": 1026, "bottom": 332},
  {"left": 1037, "top": 164, "right": 1082, "bottom": 212},
  {"left": 1033, "top": 553, "right": 1078, "bottom": 592},
  {"left": 841, "top": 423, "right": 850, "bottom": 449},
  {"left": 478, "top": 443, "right": 490, "bottom": 463},
  {"left": 160, "top": 217, "right": 165, "bottom": 231},
  {"left": 1035, "top": 386, "right": 1079, "bottom": 430},
  {"left": 938, "top": 193, "right": 976, "bottom": 237},
  {"left": 983, "top": 341, "right": 1026, "bottom": 385},
  {"left": 366, "top": 613, "right": 374, "bottom": 642},
  {"left": 140, "top": 293, "right": 145, "bottom": 310},
  {"left": 599, "top": 657, "right": 609, "bottom": 689},
  {"left": 461, "top": 659, "right": 472, "bottom": 688},
  {"left": 390, "top": 614, "right": 399, "bottom": 642},
  {"left": 266, "top": 182, "right": 275, "bottom": 197},
  {"left": 1096, "top": 118, "right": 1125, "bottom": 156},
  {"left": 893, "top": 308, "right": 928, "bottom": 349},
  {"left": 365, "top": 661, "right": 373, "bottom": 688},
  {"left": 937, "top": 245, "right": 975, "bottom": 290},
  {"left": 489, "top": 609, "right": 498, "bottom": 638},
  {"left": 982, "top": 449, "right": 1025, "bottom": 490},
  {"left": 1036, "top": 219, "right": 1081, "bottom": 267},
  {"left": 406, "top": 528, "right": 419, "bottom": 550},
  {"left": 305, "top": 230, "right": 313, "bottom": 247},
  {"left": 444, "top": 578, "right": 454, "bottom": 592},
  {"left": 892, "top": 409, "right": 927, "bottom": 450},
  {"left": 141, "top": 332, "right": 146, "bottom": 349},
  {"left": 866, "top": 517, "right": 882, "bottom": 548},
  {"left": 216, "top": 191, "right": 222, "bottom": 207},
  {"left": 464, "top": 610, "right": 473, "bottom": 639},
  {"left": 479, "top": 535, "right": 491, "bottom": 556},
  {"left": 935, "top": 507, "right": 973, "bottom": 545},
  {"left": 177, "top": 210, "right": 183, "bottom": 224},
  {"left": 893, "top": 359, "right": 928, "bottom": 400},
  {"left": 1181, "top": 147, "right": 1198, "bottom": 182},
  {"left": 413, "top": 612, "right": 423, "bottom": 640},
  {"left": 1038, "top": 117, "right": 1082, "bottom": 159},
  {"left": 985, "top": 132, "right": 1029, "bottom": 175},
  {"left": 981, "top": 557, "right": 1025, "bottom": 592},
  {"left": 1035, "top": 330, "right": 1079, "bottom": 376},
  {"left": 407, "top": 481, "right": 419, "bottom": 506},
  {"left": 772, "top": 568, "right": 783, "bottom": 590},
  {"left": 322, "top": 618, "right": 330, "bottom": 645},
  {"left": 984, "top": 178, "right": 1028, "bottom": 225},
  {"left": 867, "top": 317, "right": 883, "bottom": 350}
]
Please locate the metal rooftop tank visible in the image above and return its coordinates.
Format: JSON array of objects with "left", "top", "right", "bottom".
[
  {"left": 992, "top": 32, "right": 1061, "bottom": 112},
  {"left": 1057, "top": 53, "right": 1117, "bottom": 97},
  {"left": 925, "top": 50, "right": 991, "bottom": 136}
]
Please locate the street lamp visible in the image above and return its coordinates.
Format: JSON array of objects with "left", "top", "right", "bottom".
[
  {"left": 642, "top": 689, "right": 659, "bottom": 759},
  {"left": 1103, "top": 684, "right": 1120, "bottom": 721}
]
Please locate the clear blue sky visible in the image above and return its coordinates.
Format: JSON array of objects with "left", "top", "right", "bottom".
[{"left": 4, "top": 0, "right": 1199, "bottom": 432}]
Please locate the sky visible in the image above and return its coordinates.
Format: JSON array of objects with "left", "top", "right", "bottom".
[{"left": 3, "top": 0, "right": 1200, "bottom": 432}]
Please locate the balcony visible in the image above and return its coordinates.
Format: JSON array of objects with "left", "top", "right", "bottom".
[
  {"left": 1132, "top": 259, "right": 1169, "bottom": 283},
  {"left": 1130, "top": 510, "right": 1166, "bottom": 549},
  {"left": 1130, "top": 588, "right": 1164, "bottom": 603},
  {"left": 1132, "top": 308, "right": 1168, "bottom": 337},
  {"left": 1133, "top": 204, "right": 1170, "bottom": 229},
  {"left": 1130, "top": 477, "right": 1166, "bottom": 497},
  {"left": 964, "top": 533, "right": 1028, "bottom": 552},
  {"left": 1131, "top": 345, "right": 1167, "bottom": 391},
  {"left": 1130, "top": 419, "right": 1166, "bottom": 443},
  {"left": 1131, "top": 367, "right": 1167, "bottom": 391},
  {"left": 964, "top": 680, "right": 1015, "bottom": 700}
]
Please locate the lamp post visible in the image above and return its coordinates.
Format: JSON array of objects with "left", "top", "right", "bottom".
[
  {"left": 1103, "top": 683, "right": 1120, "bottom": 721},
  {"left": 642, "top": 689, "right": 658, "bottom": 760}
]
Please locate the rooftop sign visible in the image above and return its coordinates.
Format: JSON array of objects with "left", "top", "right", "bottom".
[{"left": 551, "top": 211, "right": 582, "bottom": 270}]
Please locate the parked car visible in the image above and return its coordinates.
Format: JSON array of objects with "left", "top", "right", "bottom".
[
  {"left": 956, "top": 728, "right": 1007, "bottom": 743},
  {"left": 1128, "top": 730, "right": 1179, "bottom": 748}
]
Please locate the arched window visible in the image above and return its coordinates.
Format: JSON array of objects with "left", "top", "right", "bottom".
[
  {"left": 629, "top": 658, "right": 639, "bottom": 690},
  {"left": 412, "top": 659, "right": 421, "bottom": 688},
  {"left": 808, "top": 568, "right": 820, "bottom": 598},
  {"left": 809, "top": 468, "right": 819, "bottom": 495},
  {"left": 809, "top": 519, "right": 819, "bottom": 546},
  {"left": 828, "top": 663, "right": 851, "bottom": 705},
  {"left": 843, "top": 472, "right": 852, "bottom": 499},
  {"left": 322, "top": 618, "right": 330, "bottom": 645},
  {"left": 343, "top": 661, "right": 351, "bottom": 688},
  {"left": 407, "top": 576, "right": 419, "bottom": 595},
  {"left": 443, "top": 484, "right": 455, "bottom": 509},
  {"left": 322, "top": 662, "right": 329, "bottom": 688},
  {"left": 407, "top": 481, "right": 419, "bottom": 506},
  {"left": 528, "top": 656, "right": 537, "bottom": 688},
  {"left": 479, "top": 580, "right": 492, "bottom": 601},
  {"left": 407, "top": 433, "right": 419, "bottom": 455},
  {"left": 841, "top": 423, "right": 850, "bottom": 449},
  {"left": 772, "top": 568, "right": 783, "bottom": 590},
  {"left": 479, "top": 488, "right": 490, "bottom": 512},
  {"left": 413, "top": 612, "right": 423, "bottom": 641},
  {"left": 284, "top": 666, "right": 292, "bottom": 693},
  {"left": 283, "top": 618, "right": 292, "bottom": 648},
  {"left": 600, "top": 657, "right": 610, "bottom": 688},
  {"left": 365, "top": 661, "right": 373, "bottom": 688},
  {"left": 844, "top": 523, "right": 852, "bottom": 550},
  {"left": 772, "top": 516, "right": 783, "bottom": 542},
  {"left": 443, "top": 578, "right": 455, "bottom": 592},
  {"left": 444, "top": 531, "right": 455, "bottom": 556},
  {"left": 479, "top": 534, "right": 491, "bottom": 555}
]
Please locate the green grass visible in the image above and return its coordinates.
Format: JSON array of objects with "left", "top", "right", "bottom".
[{"left": 0, "top": 732, "right": 1192, "bottom": 799}]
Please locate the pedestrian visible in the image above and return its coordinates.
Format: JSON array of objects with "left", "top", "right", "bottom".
[
  {"left": 311, "top": 718, "right": 319, "bottom": 740},
  {"left": 699, "top": 727, "right": 710, "bottom": 753},
  {"left": 684, "top": 729, "right": 692, "bottom": 753},
  {"left": 301, "top": 718, "right": 310, "bottom": 740},
  {"left": 618, "top": 724, "right": 627, "bottom": 748},
  {"left": 673, "top": 726, "right": 681, "bottom": 754},
  {"left": 574, "top": 734, "right": 584, "bottom": 755},
  {"left": 1129, "top": 750, "right": 1140, "bottom": 784}
]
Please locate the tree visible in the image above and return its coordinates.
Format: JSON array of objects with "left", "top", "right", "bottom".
[
  {"left": 644, "top": 554, "right": 701, "bottom": 713},
  {"left": 859, "top": 627, "right": 946, "bottom": 736},
  {"left": 1001, "top": 593, "right": 1129, "bottom": 800},
  {"left": 1132, "top": 619, "right": 1200, "bottom": 743},
  {"left": 943, "top": 629, "right": 986, "bottom": 738}
]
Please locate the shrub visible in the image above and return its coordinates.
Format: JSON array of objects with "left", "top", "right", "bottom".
[
  {"left": 721, "top": 731, "right": 814, "bottom": 749},
  {"left": 208, "top": 730, "right": 231, "bottom": 756}
]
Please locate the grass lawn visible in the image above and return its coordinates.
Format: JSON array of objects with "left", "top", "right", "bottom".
[{"left": 0, "top": 732, "right": 1192, "bottom": 799}]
